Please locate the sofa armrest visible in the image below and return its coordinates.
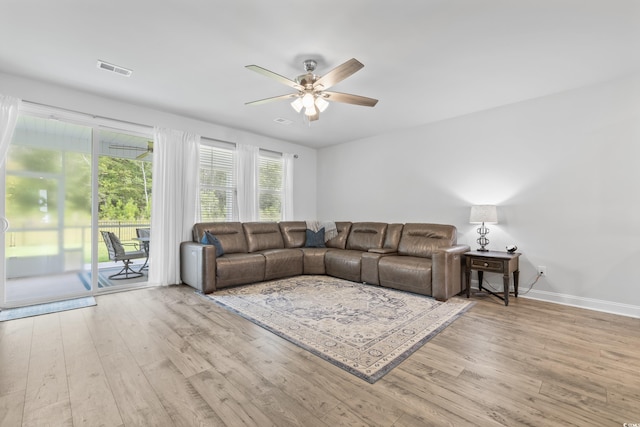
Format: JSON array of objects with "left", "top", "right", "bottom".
[
  {"left": 180, "top": 241, "right": 217, "bottom": 293},
  {"left": 431, "top": 244, "right": 470, "bottom": 301}
]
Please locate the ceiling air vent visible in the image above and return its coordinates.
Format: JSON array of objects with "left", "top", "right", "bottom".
[
  {"left": 97, "top": 60, "right": 132, "bottom": 77},
  {"left": 273, "top": 117, "right": 292, "bottom": 125}
]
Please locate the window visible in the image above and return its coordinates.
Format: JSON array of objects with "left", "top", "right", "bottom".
[
  {"left": 3, "top": 110, "right": 154, "bottom": 305},
  {"left": 199, "top": 141, "right": 236, "bottom": 221},
  {"left": 259, "top": 150, "right": 284, "bottom": 221},
  {"left": 198, "top": 142, "right": 286, "bottom": 222}
]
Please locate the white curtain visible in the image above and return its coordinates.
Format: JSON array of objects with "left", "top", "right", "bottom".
[
  {"left": 148, "top": 127, "right": 200, "bottom": 286},
  {"left": 236, "top": 144, "right": 258, "bottom": 222},
  {"left": 282, "top": 153, "right": 295, "bottom": 220},
  {"left": 0, "top": 94, "right": 21, "bottom": 167}
]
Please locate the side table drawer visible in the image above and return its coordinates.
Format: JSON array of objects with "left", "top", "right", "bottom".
[{"left": 470, "top": 258, "right": 503, "bottom": 272}]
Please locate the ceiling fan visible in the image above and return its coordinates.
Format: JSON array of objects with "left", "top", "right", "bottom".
[
  {"left": 135, "top": 141, "right": 153, "bottom": 159},
  {"left": 245, "top": 58, "right": 378, "bottom": 122}
]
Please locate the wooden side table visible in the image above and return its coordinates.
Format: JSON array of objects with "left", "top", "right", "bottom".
[{"left": 465, "top": 251, "right": 521, "bottom": 306}]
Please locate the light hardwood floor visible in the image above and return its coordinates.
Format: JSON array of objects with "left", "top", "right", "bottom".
[{"left": 1, "top": 285, "right": 639, "bottom": 426}]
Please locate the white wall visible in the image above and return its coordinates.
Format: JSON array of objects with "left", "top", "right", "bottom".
[
  {"left": 5, "top": 70, "right": 639, "bottom": 316},
  {"left": 0, "top": 72, "right": 317, "bottom": 220},
  {"left": 318, "top": 73, "right": 640, "bottom": 317}
]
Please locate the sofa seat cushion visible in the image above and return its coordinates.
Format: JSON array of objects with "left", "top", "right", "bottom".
[
  {"left": 260, "top": 249, "right": 303, "bottom": 280},
  {"left": 215, "top": 253, "right": 265, "bottom": 288},
  {"left": 361, "top": 251, "right": 397, "bottom": 285},
  {"left": 378, "top": 256, "right": 433, "bottom": 296},
  {"left": 325, "top": 249, "right": 364, "bottom": 282},
  {"left": 299, "top": 247, "right": 330, "bottom": 274}
]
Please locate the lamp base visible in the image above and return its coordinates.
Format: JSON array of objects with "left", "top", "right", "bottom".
[{"left": 476, "top": 223, "right": 490, "bottom": 253}]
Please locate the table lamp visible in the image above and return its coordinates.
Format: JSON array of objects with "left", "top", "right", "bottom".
[{"left": 469, "top": 205, "right": 498, "bottom": 252}]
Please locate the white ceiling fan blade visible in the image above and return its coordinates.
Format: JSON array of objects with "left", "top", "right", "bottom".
[
  {"left": 246, "top": 65, "right": 304, "bottom": 90},
  {"left": 323, "top": 91, "right": 378, "bottom": 107},
  {"left": 245, "top": 93, "right": 299, "bottom": 106},
  {"left": 313, "top": 58, "right": 364, "bottom": 90}
]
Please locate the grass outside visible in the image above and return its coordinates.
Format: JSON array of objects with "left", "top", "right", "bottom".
[
  {"left": 5, "top": 224, "right": 148, "bottom": 264},
  {"left": 6, "top": 239, "right": 144, "bottom": 264}
]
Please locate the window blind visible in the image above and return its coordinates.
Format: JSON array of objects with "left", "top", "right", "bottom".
[{"left": 199, "top": 143, "right": 236, "bottom": 221}]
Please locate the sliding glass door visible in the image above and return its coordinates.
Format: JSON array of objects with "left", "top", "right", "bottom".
[
  {"left": 3, "top": 116, "right": 93, "bottom": 305},
  {"left": 96, "top": 130, "right": 152, "bottom": 291},
  {"left": 1, "top": 113, "right": 153, "bottom": 307}
]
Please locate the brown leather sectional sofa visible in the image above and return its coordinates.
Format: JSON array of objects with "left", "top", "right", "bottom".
[{"left": 180, "top": 221, "right": 470, "bottom": 301}]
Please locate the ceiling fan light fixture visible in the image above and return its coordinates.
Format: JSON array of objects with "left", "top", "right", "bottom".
[
  {"left": 304, "top": 105, "right": 317, "bottom": 117},
  {"left": 245, "top": 57, "right": 378, "bottom": 123},
  {"left": 315, "top": 97, "right": 329, "bottom": 112},
  {"left": 290, "top": 97, "right": 303, "bottom": 113},
  {"left": 302, "top": 92, "right": 315, "bottom": 109}
]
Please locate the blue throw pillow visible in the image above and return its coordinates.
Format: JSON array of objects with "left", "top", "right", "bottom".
[
  {"left": 305, "top": 228, "right": 326, "bottom": 248},
  {"left": 202, "top": 231, "right": 225, "bottom": 257}
]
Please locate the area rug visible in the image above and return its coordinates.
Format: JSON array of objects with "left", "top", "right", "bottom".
[
  {"left": 0, "top": 296, "right": 96, "bottom": 322},
  {"left": 202, "top": 275, "right": 474, "bottom": 383}
]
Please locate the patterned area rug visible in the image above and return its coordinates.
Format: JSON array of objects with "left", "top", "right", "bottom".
[{"left": 203, "top": 275, "right": 474, "bottom": 383}]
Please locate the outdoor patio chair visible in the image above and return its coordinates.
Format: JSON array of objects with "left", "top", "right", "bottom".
[
  {"left": 135, "top": 227, "right": 151, "bottom": 270},
  {"left": 100, "top": 231, "right": 147, "bottom": 280}
]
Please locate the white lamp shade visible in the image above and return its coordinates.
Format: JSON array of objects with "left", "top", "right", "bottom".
[
  {"left": 290, "top": 97, "right": 303, "bottom": 113},
  {"left": 302, "top": 93, "right": 315, "bottom": 109},
  {"left": 470, "top": 205, "right": 498, "bottom": 224},
  {"left": 304, "top": 105, "right": 317, "bottom": 116},
  {"left": 315, "top": 97, "right": 329, "bottom": 112}
]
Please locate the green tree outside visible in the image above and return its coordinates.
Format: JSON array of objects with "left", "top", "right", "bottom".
[{"left": 98, "top": 157, "right": 152, "bottom": 220}]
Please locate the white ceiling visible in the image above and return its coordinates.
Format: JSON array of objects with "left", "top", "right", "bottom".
[{"left": 1, "top": 1, "right": 639, "bottom": 148}]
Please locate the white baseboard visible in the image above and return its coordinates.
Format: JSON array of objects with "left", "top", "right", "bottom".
[
  {"left": 469, "top": 282, "right": 640, "bottom": 318},
  {"left": 520, "top": 289, "right": 640, "bottom": 319}
]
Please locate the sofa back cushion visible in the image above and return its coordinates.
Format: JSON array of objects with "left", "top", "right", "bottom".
[
  {"left": 193, "top": 222, "right": 247, "bottom": 254},
  {"left": 398, "top": 223, "right": 457, "bottom": 258},
  {"left": 279, "top": 221, "right": 306, "bottom": 248},
  {"left": 326, "top": 222, "right": 352, "bottom": 249},
  {"left": 243, "top": 222, "right": 285, "bottom": 253},
  {"left": 346, "top": 222, "right": 388, "bottom": 251}
]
